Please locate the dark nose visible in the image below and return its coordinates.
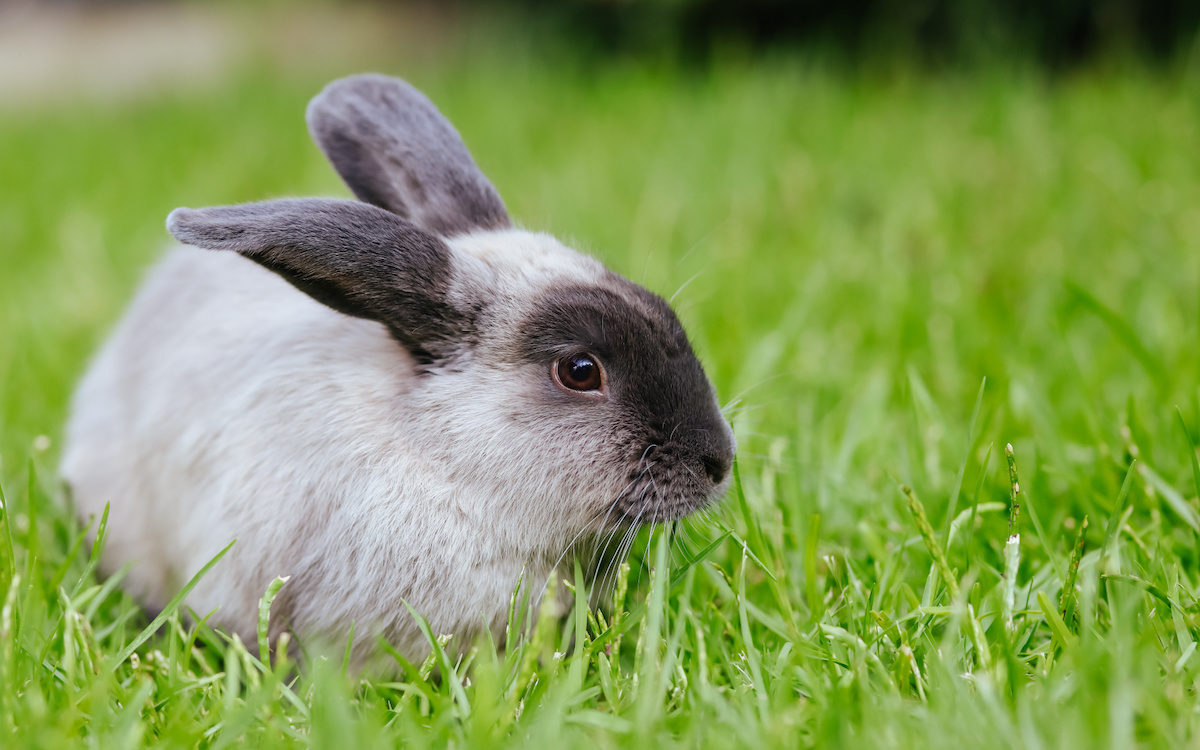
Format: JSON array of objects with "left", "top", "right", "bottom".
[
  {"left": 701, "top": 453, "right": 730, "bottom": 484},
  {"left": 699, "top": 417, "right": 736, "bottom": 485},
  {"left": 660, "top": 407, "right": 736, "bottom": 486}
]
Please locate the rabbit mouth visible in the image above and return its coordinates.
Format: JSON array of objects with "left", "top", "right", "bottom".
[{"left": 608, "top": 443, "right": 730, "bottom": 524}]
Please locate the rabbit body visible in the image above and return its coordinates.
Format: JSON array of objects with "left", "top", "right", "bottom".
[{"left": 62, "top": 75, "right": 735, "bottom": 662}]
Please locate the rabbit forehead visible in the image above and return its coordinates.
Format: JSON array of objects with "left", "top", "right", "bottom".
[{"left": 448, "top": 229, "right": 607, "bottom": 289}]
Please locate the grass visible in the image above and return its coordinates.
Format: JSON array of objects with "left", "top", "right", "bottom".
[{"left": 3, "top": 36, "right": 1200, "bottom": 747}]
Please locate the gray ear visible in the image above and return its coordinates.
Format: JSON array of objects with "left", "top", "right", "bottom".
[
  {"left": 167, "top": 198, "right": 475, "bottom": 366},
  {"left": 306, "top": 74, "right": 510, "bottom": 238}
]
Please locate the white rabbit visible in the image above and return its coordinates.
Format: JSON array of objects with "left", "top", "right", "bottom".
[{"left": 62, "top": 74, "right": 735, "bottom": 664}]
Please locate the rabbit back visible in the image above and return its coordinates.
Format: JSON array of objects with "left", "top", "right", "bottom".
[{"left": 62, "top": 245, "right": 523, "bottom": 655}]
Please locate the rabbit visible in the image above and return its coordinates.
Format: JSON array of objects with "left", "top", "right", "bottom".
[{"left": 61, "top": 73, "right": 736, "bottom": 665}]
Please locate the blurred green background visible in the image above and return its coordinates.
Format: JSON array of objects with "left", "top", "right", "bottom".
[{"left": 3, "top": 1, "right": 1200, "bottom": 746}]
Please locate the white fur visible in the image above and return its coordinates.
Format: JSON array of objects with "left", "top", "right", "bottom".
[{"left": 62, "top": 229, "right": 617, "bottom": 663}]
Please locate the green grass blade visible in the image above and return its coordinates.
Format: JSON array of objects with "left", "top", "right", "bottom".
[
  {"left": 736, "top": 543, "right": 769, "bottom": 722},
  {"left": 84, "top": 561, "right": 131, "bottom": 621},
  {"left": 1007, "top": 445, "right": 1064, "bottom": 582},
  {"left": 1058, "top": 516, "right": 1088, "bottom": 629},
  {"left": 0, "top": 473, "right": 14, "bottom": 580},
  {"left": 731, "top": 459, "right": 775, "bottom": 579},
  {"left": 1037, "top": 590, "right": 1073, "bottom": 651},
  {"left": 107, "top": 539, "right": 235, "bottom": 669},
  {"left": 942, "top": 376, "right": 986, "bottom": 548},
  {"left": 23, "top": 459, "right": 41, "bottom": 600},
  {"left": 675, "top": 529, "right": 731, "bottom": 571},
  {"left": 568, "top": 556, "right": 588, "bottom": 694},
  {"left": 1177, "top": 407, "right": 1200, "bottom": 502},
  {"left": 1065, "top": 282, "right": 1169, "bottom": 393},
  {"left": 805, "top": 514, "right": 823, "bottom": 622},
  {"left": 257, "top": 575, "right": 289, "bottom": 665},
  {"left": 402, "top": 600, "right": 471, "bottom": 717},
  {"left": 1101, "top": 574, "right": 1174, "bottom": 611},
  {"left": 1140, "top": 463, "right": 1200, "bottom": 532},
  {"left": 901, "top": 485, "right": 959, "bottom": 600},
  {"left": 963, "top": 443, "right": 994, "bottom": 567},
  {"left": 1103, "top": 462, "right": 1138, "bottom": 557},
  {"left": 46, "top": 514, "right": 93, "bottom": 596}
]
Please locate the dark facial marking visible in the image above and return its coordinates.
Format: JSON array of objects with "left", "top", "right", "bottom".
[{"left": 519, "top": 276, "right": 735, "bottom": 519}]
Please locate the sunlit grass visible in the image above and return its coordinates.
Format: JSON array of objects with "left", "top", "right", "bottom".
[{"left": 2, "top": 48, "right": 1200, "bottom": 747}]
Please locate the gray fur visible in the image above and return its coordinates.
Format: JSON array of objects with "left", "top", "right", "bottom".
[
  {"left": 307, "top": 73, "right": 510, "bottom": 237},
  {"left": 168, "top": 198, "right": 473, "bottom": 366}
]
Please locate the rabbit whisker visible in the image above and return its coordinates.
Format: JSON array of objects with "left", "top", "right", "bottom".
[
  {"left": 668, "top": 269, "right": 706, "bottom": 304},
  {"left": 536, "top": 504, "right": 611, "bottom": 606},
  {"left": 603, "top": 507, "right": 645, "bottom": 598},
  {"left": 635, "top": 464, "right": 667, "bottom": 588},
  {"left": 593, "top": 464, "right": 652, "bottom": 597}
]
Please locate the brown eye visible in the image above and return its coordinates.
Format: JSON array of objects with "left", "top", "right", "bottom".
[{"left": 554, "top": 353, "right": 603, "bottom": 393}]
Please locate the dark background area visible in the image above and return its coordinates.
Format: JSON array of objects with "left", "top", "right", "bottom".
[
  {"left": 30, "top": 0, "right": 1200, "bottom": 67},
  {"left": 483, "top": 0, "right": 1198, "bottom": 66}
]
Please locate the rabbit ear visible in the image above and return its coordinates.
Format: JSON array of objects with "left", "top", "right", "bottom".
[
  {"left": 167, "top": 198, "right": 477, "bottom": 366},
  {"left": 306, "top": 74, "right": 510, "bottom": 238}
]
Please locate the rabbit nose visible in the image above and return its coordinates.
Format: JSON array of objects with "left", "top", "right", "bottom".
[{"left": 701, "top": 453, "right": 730, "bottom": 484}]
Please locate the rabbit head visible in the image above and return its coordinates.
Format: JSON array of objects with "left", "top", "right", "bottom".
[{"left": 166, "top": 74, "right": 736, "bottom": 554}]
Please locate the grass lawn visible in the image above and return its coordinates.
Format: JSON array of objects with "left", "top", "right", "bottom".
[{"left": 3, "top": 31, "right": 1200, "bottom": 747}]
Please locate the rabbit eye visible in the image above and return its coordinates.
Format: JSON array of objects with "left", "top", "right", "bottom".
[{"left": 554, "top": 353, "right": 603, "bottom": 393}]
